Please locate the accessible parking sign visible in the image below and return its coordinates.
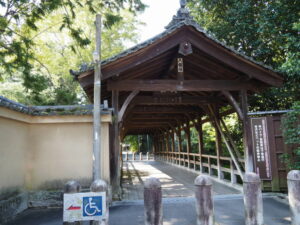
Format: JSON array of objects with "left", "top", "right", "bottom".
[{"left": 63, "top": 192, "right": 106, "bottom": 222}]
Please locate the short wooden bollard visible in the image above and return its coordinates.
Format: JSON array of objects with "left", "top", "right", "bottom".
[
  {"left": 144, "top": 177, "right": 163, "bottom": 225},
  {"left": 243, "top": 173, "right": 263, "bottom": 225},
  {"left": 90, "top": 179, "right": 109, "bottom": 225},
  {"left": 194, "top": 175, "right": 214, "bottom": 225},
  {"left": 140, "top": 152, "right": 142, "bottom": 160},
  {"left": 287, "top": 170, "right": 300, "bottom": 225},
  {"left": 64, "top": 181, "right": 82, "bottom": 225}
]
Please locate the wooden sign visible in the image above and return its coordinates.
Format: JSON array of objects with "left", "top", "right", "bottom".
[{"left": 250, "top": 117, "right": 272, "bottom": 180}]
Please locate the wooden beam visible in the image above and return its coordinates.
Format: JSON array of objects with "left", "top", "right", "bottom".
[
  {"left": 133, "top": 95, "right": 220, "bottom": 105},
  {"left": 118, "top": 90, "right": 139, "bottom": 122},
  {"left": 222, "top": 91, "right": 243, "bottom": 120},
  {"left": 207, "top": 105, "right": 244, "bottom": 180},
  {"left": 107, "top": 79, "right": 256, "bottom": 91},
  {"left": 132, "top": 106, "right": 201, "bottom": 114}
]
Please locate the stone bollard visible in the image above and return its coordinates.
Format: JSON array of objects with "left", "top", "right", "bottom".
[
  {"left": 243, "top": 173, "right": 263, "bottom": 225},
  {"left": 64, "top": 181, "right": 82, "bottom": 225},
  {"left": 90, "top": 180, "right": 109, "bottom": 225},
  {"left": 287, "top": 170, "right": 300, "bottom": 225},
  {"left": 147, "top": 152, "right": 149, "bottom": 160},
  {"left": 140, "top": 152, "right": 143, "bottom": 160},
  {"left": 194, "top": 175, "right": 214, "bottom": 225},
  {"left": 144, "top": 177, "right": 163, "bottom": 225}
]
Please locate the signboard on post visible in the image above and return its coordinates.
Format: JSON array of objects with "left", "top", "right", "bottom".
[
  {"left": 250, "top": 117, "right": 272, "bottom": 180},
  {"left": 63, "top": 192, "right": 106, "bottom": 222}
]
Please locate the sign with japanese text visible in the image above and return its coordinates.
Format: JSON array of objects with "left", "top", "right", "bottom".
[
  {"left": 250, "top": 117, "right": 272, "bottom": 180},
  {"left": 63, "top": 192, "right": 106, "bottom": 222}
]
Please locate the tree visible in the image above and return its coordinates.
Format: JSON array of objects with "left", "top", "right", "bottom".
[
  {"left": 281, "top": 101, "right": 300, "bottom": 169},
  {"left": 0, "top": 0, "right": 145, "bottom": 105},
  {"left": 188, "top": 0, "right": 300, "bottom": 111}
]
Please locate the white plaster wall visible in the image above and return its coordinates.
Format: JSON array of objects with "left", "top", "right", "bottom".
[
  {"left": 0, "top": 107, "right": 111, "bottom": 191},
  {"left": 0, "top": 115, "right": 28, "bottom": 192}
]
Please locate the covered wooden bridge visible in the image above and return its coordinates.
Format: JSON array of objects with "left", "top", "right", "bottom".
[{"left": 73, "top": 2, "right": 283, "bottom": 195}]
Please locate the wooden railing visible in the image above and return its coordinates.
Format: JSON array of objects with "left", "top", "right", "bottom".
[
  {"left": 155, "top": 151, "right": 245, "bottom": 184},
  {"left": 122, "top": 152, "right": 154, "bottom": 161}
]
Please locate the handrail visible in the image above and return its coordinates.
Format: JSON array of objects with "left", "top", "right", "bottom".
[{"left": 155, "top": 151, "right": 244, "bottom": 184}]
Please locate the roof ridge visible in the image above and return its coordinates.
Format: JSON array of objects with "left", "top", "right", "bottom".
[{"left": 71, "top": 4, "right": 280, "bottom": 79}]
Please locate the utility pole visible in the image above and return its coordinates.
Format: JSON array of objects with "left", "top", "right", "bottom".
[{"left": 93, "top": 14, "right": 102, "bottom": 180}]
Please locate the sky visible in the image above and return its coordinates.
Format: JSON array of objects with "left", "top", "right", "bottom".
[{"left": 136, "top": 0, "right": 180, "bottom": 42}]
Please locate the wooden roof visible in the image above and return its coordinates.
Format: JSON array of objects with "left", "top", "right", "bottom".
[{"left": 73, "top": 4, "right": 283, "bottom": 137}]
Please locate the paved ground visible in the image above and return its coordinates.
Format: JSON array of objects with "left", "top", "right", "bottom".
[
  {"left": 4, "top": 161, "right": 292, "bottom": 225},
  {"left": 5, "top": 195, "right": 291, "bottom": 225},
  {"left": 121, "top": 161, "right": 240, "bottom": 200}
]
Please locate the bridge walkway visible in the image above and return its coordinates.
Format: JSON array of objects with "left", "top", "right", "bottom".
[{"left": 121, "top": 160, "right": 240, "bottom": 200}]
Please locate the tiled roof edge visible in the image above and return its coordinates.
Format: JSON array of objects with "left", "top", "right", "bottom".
[{"left": 0, "top": 96, "right": 112, "bottom": 116}]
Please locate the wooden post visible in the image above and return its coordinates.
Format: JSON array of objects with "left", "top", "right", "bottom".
[
  {"left": 165, "top": 133, "right": 169, "bottom": 162},
  {"left": 230, "top": 160, "right": 237, "bottom": 184},
  {"left": 194, "top": 175, "right": 214, "bottom": 225},
  {"left": 126, "top": 152, "right": 128, "bottom": 161},
  {"left": 214, "top": 108, "right": 223, "bottom": 179},
  {"left": 144, "top": 177, "right": 163, "bottom": 225},
  {"left": 64, "top": 181, "right": 82, "bottom": 225},
  {"left": 90, "top": 180, "right": 109, "bottom": 225},
  {"left": 185, "top": 123, "right": 191, "bottom": 168},
  {"left": 208, "top": 157, "right": 212, "bottom": 176},
  {"left": 140, "top": 152, "right": 142, "bottom": 161},
  {"left": 240, "top": 90, "right": 254, "bottom": 173},
  {"left": 171, "top": 130, "right": 176, "bottom": 164},
  {"left": 132, "top": 152, "right": 135, "bottom": 161},
  {"left": 93, "top": 14, "right": 102, "bottom": 181},
  {"left": 196, "top": 119, "right": 204, "bottom": 173},
  {"left": 147, "top": 152, "right": 149, "bottom": 161},
  {"left": 287, "top": 170, "right": 300, "bottom": 225},
  {"left": 243, "top": 173, "right": 263, "bottom": 225},
  {"left": 177, "top": 129, "right": 183, "bottom": 165},
  {"left": 112, "top": 90, "right": 120, "bottom": 196}
]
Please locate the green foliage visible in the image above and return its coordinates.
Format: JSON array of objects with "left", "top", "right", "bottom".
[
  {"left": 0, "top": 1, "right": 144, "bottom": 105},
  {"left": 202, "top": 122, "right": 216, "bottom": 154},
  {"left": 124, "top": 135, "right": 139, "bottom": 152},
  {"left": 281, "top": 102, "right": 300, "bottom": 169},
  {"left": 188, "top": 0, "right": 300, "bottom": 110}
]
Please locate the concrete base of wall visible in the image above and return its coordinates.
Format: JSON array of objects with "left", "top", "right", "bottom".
[
  {"left": 28, "top": 191, "right": 62, "bottom": 208},
  {"left": 0, "top": 184, "right": 113, "bottom": 224},
  {"left": 0, "top": 192, "right": 28, "bottom": 224}
]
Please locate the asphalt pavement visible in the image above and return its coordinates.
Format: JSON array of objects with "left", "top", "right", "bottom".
[{"left": 5, "top": 195, "right": 291, "bottom": 225}]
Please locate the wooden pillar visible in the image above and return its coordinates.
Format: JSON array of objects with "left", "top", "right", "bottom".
[
  {"left": 177, "top": 128, "right": 182, "bottom": 165},
  {"left": 214, "top": 107, "right": 223, "bottom": 179},
  {"left": 196, "top": 119, "right": 204, "bottom": 173},
  {"left": 112, "top": 90, "right": 120, "bottom": 196},
  {"left": 165, "top": 133, "right": 169, "bottom": 162},
  {"left": 185, "top": 123, "right": 191, "bottom": 168},
  {"left": 240, "top": 90, "right": 254, "bottom": 172},
  {"left": 171, "top": 130, "right": 176, "bottom": 164}
]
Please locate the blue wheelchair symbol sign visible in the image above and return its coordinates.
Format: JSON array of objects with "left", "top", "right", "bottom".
[{"left": 83, "top": 196, "right": 102, "bottom": 217}]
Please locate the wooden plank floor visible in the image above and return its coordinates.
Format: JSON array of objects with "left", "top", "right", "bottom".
[{"left": 121, "top": 160, "right": 240, "bottom": 200}]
